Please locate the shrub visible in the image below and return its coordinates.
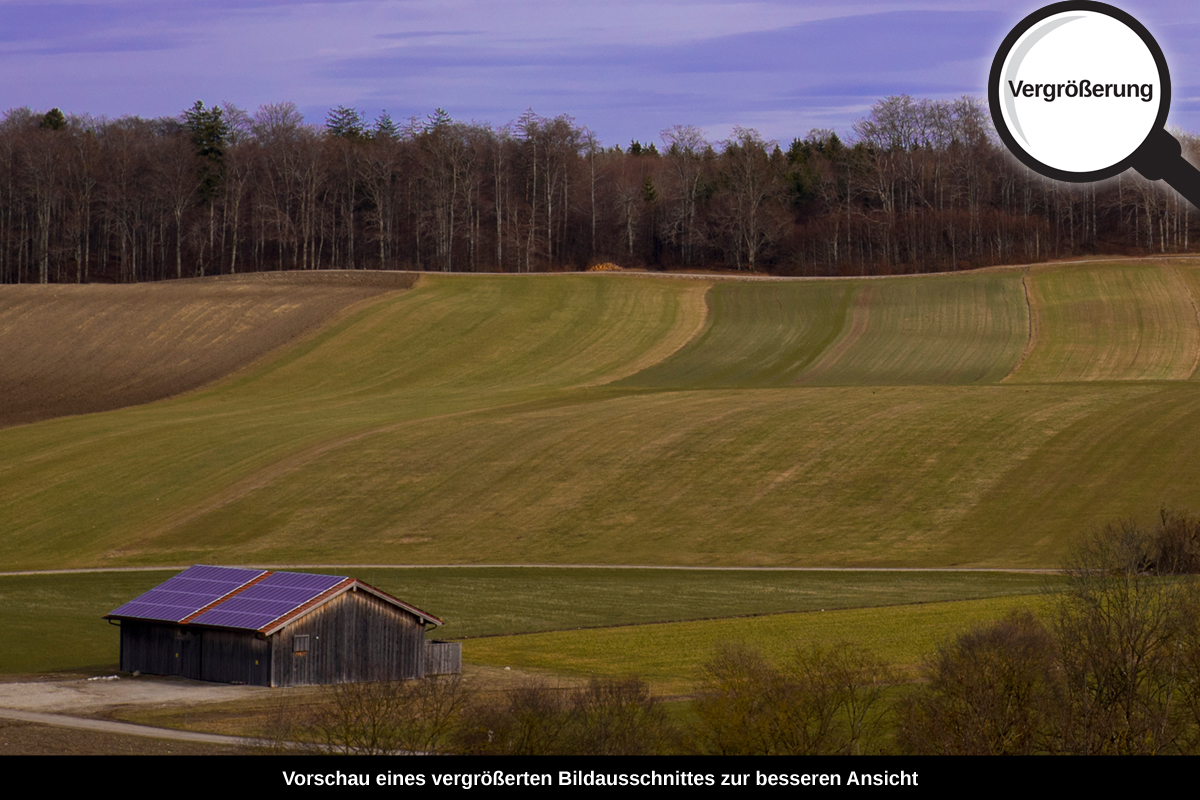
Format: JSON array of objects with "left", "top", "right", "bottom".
[
  {"left": 897, "top": 611, "right": 1062, "bottom": 755},
  {"left": 690, "top": 642, "right": 892, "bottom": 755},
  {"left": 453, "top": 676, "right": 673, "bottom": 755}
]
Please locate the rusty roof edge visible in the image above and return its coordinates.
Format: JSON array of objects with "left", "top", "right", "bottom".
[
  {"left": 352, "top": 581, "right": 444, "bottom": 627},
  {"left": 178, "top": 570, "right": 273, "bottom": 624},
  {"left": 258, "top": 577, "right": 358, "bottom": 636},
  {"left": 258, "top": 578, "right": 444, "bottom": 636}
]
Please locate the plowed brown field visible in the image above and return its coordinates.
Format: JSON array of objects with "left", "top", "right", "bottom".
[{"left": 0, "top": 270, "right": 415, "bottom": 428}]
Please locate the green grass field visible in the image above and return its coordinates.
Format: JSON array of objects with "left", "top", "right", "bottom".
[
  {"left": 4, "top": 263, "right": 1200, "bottom": 572},
  {"left": 4, "top": 259, "right": 1200, "bottom": 680},
  {"left": 464, "top": 594, "right": 1049, "bottom": 695},
  {"left": 1011, "top": 262, "right": 1200, "bottom": 383},
  {"left": 624, "top": 273, "right": 1029, "bottom": 388},
  {"left": 0, "top": 568, "right": 1055, "bottom": 676}
]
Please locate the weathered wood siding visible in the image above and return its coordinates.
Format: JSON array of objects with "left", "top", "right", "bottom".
[
  {"left": 425, "top": 641, "right": 462, "bottom": 675},
  {"left": 120, "top": 621, "right": 198, "bottom": 677},
  {"left": 200, "top": 628, "right": 270, "bottom": 685},
  {"left": 119, "top": 621, "right": 270, "bottom": 684},
  {"left": 269, "top": 587, "right": 427, "bottom": 687}
]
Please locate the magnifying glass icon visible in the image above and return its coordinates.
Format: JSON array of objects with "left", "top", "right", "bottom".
[{"left": 990, "top": 1, "right": 1200, "bottom": 207}]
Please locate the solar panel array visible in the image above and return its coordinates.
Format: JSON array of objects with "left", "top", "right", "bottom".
[
  {"left": 107, "top": 565, "right": 265, "bottom": 623},
  {"left": 188, "top": 570, "right": 347, "bottom": 631}
]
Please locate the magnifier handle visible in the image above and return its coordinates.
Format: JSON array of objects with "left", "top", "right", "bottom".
[{"left": 1132, "top": 128, "right": 1200, "bottom": 210}]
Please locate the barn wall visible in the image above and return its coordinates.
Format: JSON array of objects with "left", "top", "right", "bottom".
[
  {"left": 425, "top": 641, "right": 462, "bottom": 676},
  {"left": 200, "top": 629, "right": 270, "bottom": 685},
  {"left": 269, "top": 588, "right": 427, "bottom": 687},
  {"left": 120, "top": 622, "right": 202, "bottom": 678},
  {"left": 119, "top": 621, "right": 271, "bottom": 685}
]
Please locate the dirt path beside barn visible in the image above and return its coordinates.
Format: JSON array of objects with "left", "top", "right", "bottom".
[
  {"left": 0, "top": 707, "right": 254, "bottom": 747},
  {"left": 0, "top": 674, "right": 276, "bottom": 752},
  {"left": 0, "top": 673, "right": 271, "bottom": 714}
]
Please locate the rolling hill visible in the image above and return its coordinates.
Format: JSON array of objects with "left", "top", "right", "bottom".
[{"left": 3, "top": 259, "right": 1200, "bottom": 572}]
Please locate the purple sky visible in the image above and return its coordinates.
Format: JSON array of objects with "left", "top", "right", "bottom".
[{"left": 2, "top": 1, "right": 1199, "bottom": 147}]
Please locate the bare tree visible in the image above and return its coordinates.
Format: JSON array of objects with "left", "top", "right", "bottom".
[
  {"left": 661, "top": 124, "right": 709, "bottom": 266},
  {"left": 691, "top": 642, "right": 892, "bottom": 755},
  {"left": 716, "top": 128, "right": 785, "bottom": 270},
  {"left": 302, "top": 676, "right": 474, "bottom": 755},
  {"left": 897, "top": 611, "right": 1063, "bottom": 754}
]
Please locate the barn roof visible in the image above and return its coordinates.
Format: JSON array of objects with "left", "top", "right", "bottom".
[{"left": 106, "top": 565, "right": 443, "bottom": 633}]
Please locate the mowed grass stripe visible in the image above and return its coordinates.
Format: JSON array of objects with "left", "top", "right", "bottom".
[
  {"left": 620, "top": 281, "right": 854, "bottom": 388},
  {"left": 622, "top": 274, "right": 1028, "bottom": 389},
  {"left": 0, "top": 276, "right": 704, "bottom": 570},
  {"left": 796, "top": 273, "right": 1028, "bottom": 385},
  {"left": 0, "top": 569, "right": 1054, "bottom": 676},
  {"left": 130, "top": 384, "right": 1157, "bottom": 569},
  {"left": 1010, "top": 262, "right": 1200, "bottom": 382},
  {"left": 464, "top": 595, "right": 1047, "bottom": 694}
]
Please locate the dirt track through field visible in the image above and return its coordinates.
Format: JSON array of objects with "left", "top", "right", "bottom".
[{"left": 0, "top": 271, "right": 415, "bottom": 428}]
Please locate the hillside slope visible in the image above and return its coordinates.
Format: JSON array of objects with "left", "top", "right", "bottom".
[
  {"left": 3, "top": 261, "right": 1200, "bottom": 570},
  {"left": 0, "top": 271, "right": 416, "bottom": 428}
]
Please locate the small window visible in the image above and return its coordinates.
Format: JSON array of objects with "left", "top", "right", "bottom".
[{"left": 293, "top": 635, "right": 310, "bottom": 654}]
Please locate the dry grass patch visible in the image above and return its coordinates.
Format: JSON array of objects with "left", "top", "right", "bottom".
[{"left": 0, "top": 271, "right": 415, "bottom": 428}]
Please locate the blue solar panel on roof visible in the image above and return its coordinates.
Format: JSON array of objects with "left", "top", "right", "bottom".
[
  {"left": 260, "top": 571, "right": 347, "bottom": 591},
  {"left": 189, "top": 571, "right": 346, "bottom": 630},
  {"left": 107, "top": 565, "right": 265, "bottom": 622}
]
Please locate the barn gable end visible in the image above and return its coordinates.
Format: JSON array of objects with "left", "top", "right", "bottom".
[{"left": 271, "top": 586, "right": 427, "bottom": 686}]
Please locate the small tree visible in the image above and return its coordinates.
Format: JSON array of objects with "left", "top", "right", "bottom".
[
  {"left": 897, "top": 611, "right": 1062, "bottom": 755},
  {"left": 306, "top": 676, "right": 474, "bottom": 755},
  {"left": 1053, "top": 520, "right": 1196, "bottom": 754},
  {"left": 691, "top": 642, "right": 891, "bottom": 755},
  {"left": 453, "top": 676, "right": 673, "bottom": 755}
]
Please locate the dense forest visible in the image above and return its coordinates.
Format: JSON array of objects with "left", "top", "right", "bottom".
[{"left": 2, "top": 96, "right": 1198, "bottom": 284}]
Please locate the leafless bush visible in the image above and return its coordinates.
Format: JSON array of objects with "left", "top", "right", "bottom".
[
  {"left": 565, "top": 676, "right": 674, "bottom": 755},
  {"left": 298, "top": 675, "right": 473, "bottom": 755},
  {"left": 453, "top": 676, "right": 673, "bottom": 755},
  {"left": 1053, "top": 520, "right": 1199, "bottom": 754},
  {"left": 897, "top": 611, "right": 1062, "bottom": 754},
  {"left": 690, "top": 642, "right": 892, "bottom": 755},
  {"left": 1152, "top": 508, "right": 1200, "bottom": 575},
  {"left": 453, "top": 679, "right": 570, "bottom": 755},
  {"left": 899, "top": 516, "right": 1200, "bottom": 756}
]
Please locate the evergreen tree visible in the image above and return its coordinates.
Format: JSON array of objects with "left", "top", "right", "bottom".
[
  {"left": 426, "top": 108, "right": 453, "bottom": 131},
  {"left": 373, "top": 110, "right": 398, "bottom": 140},
  {"left": 39, "top": 108, "right": 66, "bottom": 131},
  {"left": 326, "top": 105, "right": 366, "bottom": 139},
  {"left": 182, "top": 100, "right": 230, "bottom": 201}
]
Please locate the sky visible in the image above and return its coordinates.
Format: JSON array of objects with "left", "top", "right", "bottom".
[{"left": 2, "top": 0, "right": 1199, "bottom": 147}]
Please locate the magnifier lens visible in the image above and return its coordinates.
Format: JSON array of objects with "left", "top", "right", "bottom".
[{"left": 997, "top": 9, "right": 1163, "bottom": 174}]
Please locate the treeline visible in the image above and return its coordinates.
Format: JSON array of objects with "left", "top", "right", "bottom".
[
  {"left": 3, "top": 96, "right": 1199, "bottom": 285},
  {"left": 268, "top": 510, "right": 1200, "bottom": 756}
]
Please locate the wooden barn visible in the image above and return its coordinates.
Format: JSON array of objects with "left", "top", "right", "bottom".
[{"left": 105, "top": 565, "right": 461, "bottom": 687}]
